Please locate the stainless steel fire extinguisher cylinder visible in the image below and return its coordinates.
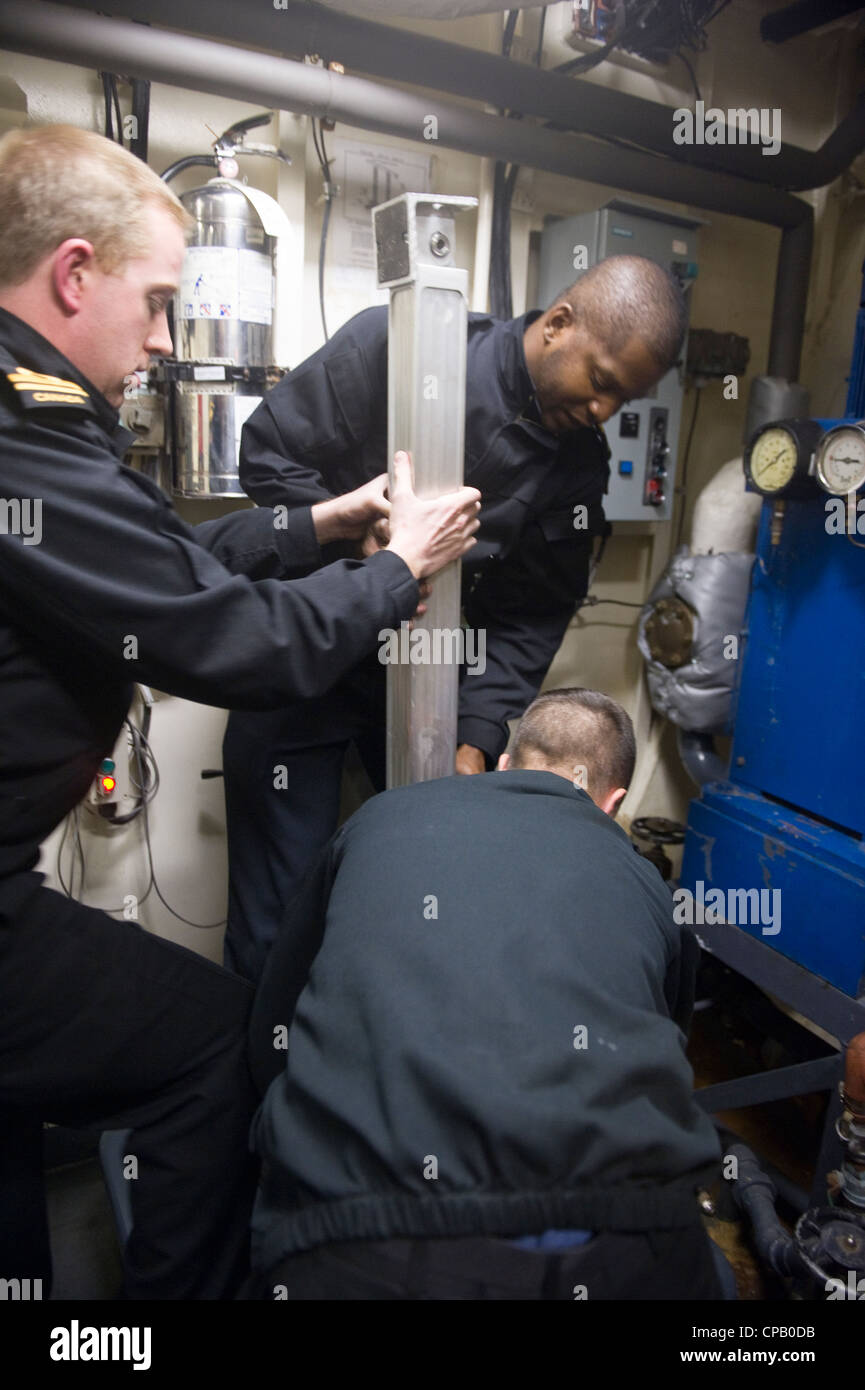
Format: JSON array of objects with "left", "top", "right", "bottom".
[{"left": 172, "top": 180, "right": 276, "bottom": 497}]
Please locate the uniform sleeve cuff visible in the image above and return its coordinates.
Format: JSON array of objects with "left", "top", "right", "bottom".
[
  {"left": 456, "top": 716, "right": 507, "bottom": 765},
  {"left": 271, "top": 505, "right": 323, "bottom": 576},
  {"left": 363, "top": 548, "right": 420, "bottom": 623}
]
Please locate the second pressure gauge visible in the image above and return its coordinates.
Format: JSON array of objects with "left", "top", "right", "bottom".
[
  {"left": 743, "top": 418, "right": 822, "bottom": 499},
  {"left": 815, "top": 422, "right": 865, "bottom": 496}
]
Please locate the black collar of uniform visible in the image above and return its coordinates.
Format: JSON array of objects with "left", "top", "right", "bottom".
[
  {"left": 0, "top": 306, "right": 132, "bottom": 449},
  {"left": 494, "top": 309, "right": 544, "bottom": 418},
  {"left": 489, "top": 769, "right": 627, "bottom": 839},
  {"left": 494, "top": 309, "right": 569, "bottom": 441}
]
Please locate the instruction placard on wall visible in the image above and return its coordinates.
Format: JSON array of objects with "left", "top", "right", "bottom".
[{"left": 328, "top": 137, "right": 433, "bottom": 294}]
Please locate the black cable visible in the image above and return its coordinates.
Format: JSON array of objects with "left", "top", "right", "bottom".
[
  {"left": 573, "top": 526, "right": 646, "bottom": 613},
  {"left": 130, "top": 78, "right": 150, "bottom": 162},
  {"left": 674, "top": 384, "right": 702, "bottom": 549},
  {"left": 57, "top": 807, "right": 85, "bottom": 899},
  {"left": 588, "top": 521, "right": 611, "bottom": 582},
  {"left": 100, "top": 71, "right": 114, "bottom": 143},
  {"left": 54, "top": 703, "right": 222, "bottom": 925},
  {"left": 579, "top": 597, "right": 645, "bottom": 609},
  {"left": 319, "top": 197, "right": 333, "bottom": 343},
  {"left": 313, "top": 118, "right": 334, "bottom": 343},
  {"left": 55, "top": 809, "right": 94, "bottom": 903},
  {"left": 677, "top": 48, "right": 702, "bottom": 104},
  {"left": 140, "top": 794, "right": 225, "bottom": 931},
  {"left": 311, "top": 115, "right": 325, "bottom": 171},
  {"left": 95, "top": 725, "right": 156, "bottom": 915},
  {"left": 111, "top": 718, "right": 159, "bottom": 825},
  {"left": 502, "top": 9, "right": 520, "bottom": 59},
  {"left": 554, "top": 0, "right": 730, "bottom": 76},
  {"left": 554, "top": 0, "right": 626, "bottom": 75},
  {"left": 74, "top": 808, "right": 85, "bottom": 897},
  {"left": 160, "top": 154, "right": 220, "bottom": 184},
  {"left": 111, "top": 74, "right": 123, "bottom": 147},
  {"left": 490, "top": 8, "right": 550, "bottom": 322},
  {"left": 56, "top": 710, "right": 157, "bottom": 910},
  {"left": 490, "top": 158, "right": 514, "bottom": 320},
  {"left": 57, "top": 813, "right": 74, "bottom": 898},
  {"left": 534, "top": 7, "right": 547, "bottom": 68},
  {"left": 115, "top": 700, "right": 226, "bottom": 929}
]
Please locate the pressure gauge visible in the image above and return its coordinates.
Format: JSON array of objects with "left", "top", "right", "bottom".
[
  {"left": 743, "top": 418, "right": 822, "bottom": 499},
  {"left": 814, "top": 422, "right": 865, "bottom": 496}
]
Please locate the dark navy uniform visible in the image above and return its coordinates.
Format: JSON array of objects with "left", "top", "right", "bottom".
[
  {"left": 224, "top": 306, "right": 611, "bottom": 979},
  {"left": 0, "top": 306, "right": 419, "bottom": 1298},
  {"left": 247, "top": 771, "right": 722, "bottom": 1300}
]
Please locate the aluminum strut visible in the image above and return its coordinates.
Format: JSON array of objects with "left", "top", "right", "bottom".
[{"left": 373, "top": 193, "right": 477, "bottom": 788}]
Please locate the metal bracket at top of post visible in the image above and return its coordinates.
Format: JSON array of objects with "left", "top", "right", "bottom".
[
  {"left": 373, "top": 192, "right": 477, "bottom": 790},
  {"left": 374, "top": 193, "right": 478, "bottom": 288}
]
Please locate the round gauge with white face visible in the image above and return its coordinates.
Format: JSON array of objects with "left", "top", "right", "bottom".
[
  {"left": 748, "top": 427, "right": 797, "bottom": 494},
  {"left": 743, "top": 418, "right": 822, "bottom": 500},
  {"left": 815, "top": 423, "right": 865, "bottom": 496}
]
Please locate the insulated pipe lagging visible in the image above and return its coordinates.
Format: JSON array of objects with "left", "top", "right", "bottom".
[
  {"left": 159, "top": 154, "right": 220, "bottom": 184},
  {"left": 48, "top": 0, "right": 865, "bottom": 194},
  {"left": 0, "top": 4, "right": 811, "bottom": 230},
  {"left": 768, "top": 218, "right": 814, "bottom": 381},
  {"left": 0, "top": 1, "right": 814, "bottom": 392}
]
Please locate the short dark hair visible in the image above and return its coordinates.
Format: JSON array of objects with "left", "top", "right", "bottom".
[
  {"left": 553, "top": 254, "right": 687, "bottom": 372},
  {"left": 509, "top": 687, "right": 636, "bottom": 797}
]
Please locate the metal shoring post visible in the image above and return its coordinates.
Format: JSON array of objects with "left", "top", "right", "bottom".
[{"left": 373, "top": 193, "right": 477, "bottom": 788}]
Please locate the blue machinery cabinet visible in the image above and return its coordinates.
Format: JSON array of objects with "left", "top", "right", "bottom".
[
  {"left": 683, "top": 497, "right": 865, "bottom": 1187},
  {"left": 685, "top": 497, "right": 865, "bottom": 995},
  {"left": 685, "top": 782, "right": 865, "bottom": 997}
]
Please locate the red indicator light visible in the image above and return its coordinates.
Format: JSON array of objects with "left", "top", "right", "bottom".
[{"left": 100, "top": 775, "right": 116, "bottom": 794}]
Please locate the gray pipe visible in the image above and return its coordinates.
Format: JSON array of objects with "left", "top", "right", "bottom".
[
  {"left": 0, "top": 1, "right": 813, "bottom": 380},
  {"left": 0, "top": 3, "right": 809, "bottom": 229},
  {"left": 677, "top": 728, "right": 728, "bottom": 788},
  {"left": 744, "top": 377, "right": 811, "bottom": 446},
  {"left": 769, "top": 218, "right": 814, "bottom": 380},
  {"left": 50, "top": 0, "right": 865, "bottom": 194},
  {"left": 727, "top": 1143, "right": 811, "bottom": 1279}
]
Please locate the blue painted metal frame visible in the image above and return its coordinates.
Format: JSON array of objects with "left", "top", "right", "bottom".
[
  {"left": 682, "top": 781, "right": 865, "bottom": 997},
  {"left": 689, "top": 919, "right": 862, "bottom": 1204},
  {"left": 729, "top": 500, "right": 865, "bottom": 837},
  {"left": 682, "top": 487, "right": 865, "bottom": 996},
  {"left": 679, "top": 262, "right": 865, "bottom": 1200}
]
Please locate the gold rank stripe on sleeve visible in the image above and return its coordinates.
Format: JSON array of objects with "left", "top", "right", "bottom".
[{"left": 7, "top": 367, "right": 90, "bottom": 402}]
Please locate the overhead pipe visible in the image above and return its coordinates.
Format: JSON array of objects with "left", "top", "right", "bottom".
[
  {"left": 769, "top": 218, "right": 814, "bottom": 382},
  {"left": 51, "top": 0, "right": 865, "bottom": 193},
  {"left": 1, "top": 2, "right": 813, "bottom": 377},
  {"left": 0, "top": 4, "right": 808, "bottom": 228}
]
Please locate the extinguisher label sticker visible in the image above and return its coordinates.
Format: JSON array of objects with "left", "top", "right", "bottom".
[
  {"left": 179, "top": 247, "right": 273, "bottom": 326},
  {"left": 180, "top": 246, "right": 237, "bottom": 320},
  {"left": 238, "top": 249, "right": 274, "bottom": 325}
]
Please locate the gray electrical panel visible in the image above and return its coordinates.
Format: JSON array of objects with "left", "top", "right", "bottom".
[{"left": 538, "top": 200, "right": 700, "bottom": 523}]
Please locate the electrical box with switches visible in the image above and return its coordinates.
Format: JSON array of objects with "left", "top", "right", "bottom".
[
  {"left": 85, "top": 726, "right": 133, "bottom": 820},
  {"left": 538, "top": 200, "right": 703, "bottom": 521}
]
